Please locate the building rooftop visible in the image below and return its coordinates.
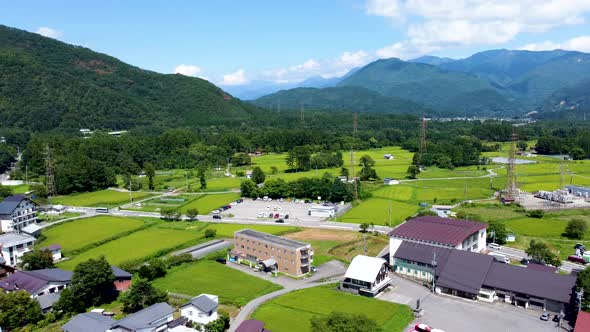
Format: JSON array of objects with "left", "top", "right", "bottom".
[
  {"left": 182, "top": 294, "right": 218, "bottom": 314},
  {"left": 574, "top": 311, "right": 590, "bottom": 332},
  {"left": 344, "top": 255, "right": 387, "bottom": 283},
  {"left": 112, "top": 302, "right": 174, "bottom": 330},
  {"left": 236, "top": 229, "right": 309, "bottom": 250},
  {"left": 0, "top": 268, "right": 73, "bottom": 294},
  {"left": 388, "top": 216, "right": 487, "bottom": 246},
  {"left": 36, "top": 292, "right": 61, "bottom": 310},
  {"left": 41, "top": 244, "right": 62, "bottom": 252},
  {"left": 111, "top": 265, "right": 133, "bottom": 278},
  {"left": 62, "top": 312, "right": 116, "bottom": 332},
  {"left": 0, "top": 232, "right": 35, "bottom": 247},
  {"left": 235, "top": 319, "right": 270, "bottom": 332},
  {"left": 22, "top": 223, "right": 42, "bottom": 235},
  {"left": 436, "top": 250, "right": 494, "bottom": 295},
  {"left": 393, "top": 241, "right": 452, "bottom": 276}
]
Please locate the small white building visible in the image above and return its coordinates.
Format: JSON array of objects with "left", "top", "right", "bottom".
[
  {"left": 341, "top": 255, "right": 391, "bottom": 297},
  {"left": 0, "top": 195, "right": 38, "bottom": 233},
  {"left": 431, "top": 205, "right": 453, "bottom": 218},
  {"left": 0, "top": 233, "right": 36, "bottom": 266},
  {"left": 308, "top": 205, "right": 336, "bottom": 218},
  {"left": 246, "top": 170, "right": 253, "bottom": 179},
  {"left": 180, "top": 294, "right": 219, "bottom": 326},
  {"left": 384, "top": 154, "right": 394, "bottom": 160},
  {"left": 47, "top": 204, "right": 67, "bottom": 216},
  {"left": 383, "top": 178, "right": 400, "bottom": 185},
  {"left": 41, "top": 244, "right": 63, "bottom": 262}
]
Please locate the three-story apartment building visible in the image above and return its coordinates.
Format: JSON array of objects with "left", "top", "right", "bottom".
[{"left": 0, "top": 195, "right": 38, "bottom": 233}]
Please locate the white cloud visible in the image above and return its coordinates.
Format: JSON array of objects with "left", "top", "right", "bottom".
[
  {"left": 336, "top": 50, "right": 372, "bottom": 67},
  {"left": 519, "top": 35, "right": 590, "bottom": 52},
  {"left": 366, "top": 0, "right": 590, "bottom": 58},
  {"left": 220, "top": 69, "right": 248, "bottom": 86},
  {"left": 36, "top": 27, "right": 62, "bottom": 39},
  {"left": 174, "top": 64, "right": 202, "bottom": 77}
]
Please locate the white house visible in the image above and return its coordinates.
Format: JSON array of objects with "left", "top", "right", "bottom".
[
  {"left": 308, "top": 205, "right": 336, "bottom": 218},
  {"left": 47, "top": 204, "right": 67, "bottom": 216},
  {"left": 180, "top": 294, "right": 219, "bottom": 326},
  {"left": 384, "top": 154, "right": 394, "bottom": 160},
  {"left": 0, "top": 195, "right": 38, "bottom": 233},
  {"left": 0, "top": 233, "right": 36, "bottom": 266},
  {"left": 430, "top": 205, "right": 453, "bottom": 218},
  {"left": 383, "top": 178, "right": 400, "bottom": 185},
  {"left": 341, "top": 255, "right": 391, "bottom": 297},
  {"left": 42, "top": 244, "right": 63, "bottom": 262}
]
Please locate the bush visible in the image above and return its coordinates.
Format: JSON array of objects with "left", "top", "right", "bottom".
[
  {"left": 526, "top": 210, "right": 544, "bottom": 218},
  {"left": 564, "top": 219, "right": 587, "bottom": 240},
  {"left": 166, "top": 253, "right": 194, "bottom": 268},
  {"left": 204, "top": 229, "right": 217, "bottom": 238}
]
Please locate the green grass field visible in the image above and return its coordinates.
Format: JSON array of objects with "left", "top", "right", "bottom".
[
  {"left": 55, "top": 190, "right": 154, "bottom": 207},
  {"left": 252, "top": 284, "right": 413, "bottom": 332},
  {"left": 58, "top": 226, "right": 202, "bottom": 269},
  {"left": 178, "top": 192, "right": 241, "bottom": 214},
  {"left": 338, "top": 198, "right": 419, "bottom": 226},
  {"left": 153, "top": 260, "right": 282, "bottom": 306},
  {"left": 206, "top": 223, "right": 300, "bottom": 238},
  {"left": 124, "top": 194, "right": 203, "bottom": 212},
  {"left": 37, "top": 216, "right": 149, "bottom": 253}
]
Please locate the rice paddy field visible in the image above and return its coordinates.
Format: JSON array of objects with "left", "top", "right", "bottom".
[
  {"left": 153, "top": 260, "right": 282, "bottom": 306},
  {"left": 252, "top": 284, "right": 413, "bottom": 332},
  {"left": 54, "top": 189, "right": 154, "bottom": 207},
  {"left": 37, "top": 216, "right": 149, "bottom": 253}
]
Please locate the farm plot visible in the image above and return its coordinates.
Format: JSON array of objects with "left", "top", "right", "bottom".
[
  {"left": 125, "top": 194, "right": 203, "bottom": 212},
  {"left": 58, "top": 227, "right": 202, "bottom": 269},
  {"left": 206, "top": 223, "right": 300, "bottom": 238},
  {"left": 252, "top": 284, "right": 413, "bottom": 332},
  {"left": 153, "top": 260, "right": 282, "bottom": 306},
  {"left": 55, "top": 190, "right": 154, "bottom": 207},
  {"left": 178, "top": 192, "right": 241, "bottom": 214},
  {"left": 37, "top": 216, "right": 149, "bottom": 253},
  {"left": 338, "top": 198, "right": 419, "bottom": 226}
]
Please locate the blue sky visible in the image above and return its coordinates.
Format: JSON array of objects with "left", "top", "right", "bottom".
[{"left": 2, "top": 0, "right": 590, "bottom": 86}]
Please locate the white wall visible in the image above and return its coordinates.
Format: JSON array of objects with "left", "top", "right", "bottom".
[
  {"left": 477, "top": 229, "right": 487, "bottom": 253},
  {"left": 181, "top": 306, "right": 218, "bottom": 325},
  {"left": 389, "top": 238, "right": 403, "bottom": 264}
]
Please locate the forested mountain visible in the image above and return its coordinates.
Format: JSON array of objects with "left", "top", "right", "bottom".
[
  {"left": 256, "top": 49, "right": 590, "bottom": 118},
  {"left": 0, "top": 25, "right": 258, "bottom": 131},
  {"left": 540, "top": 79, "right": 590, "bottom": 120},
  {"left": 253, "top": 86, "right": 432, "bottom": 115}
]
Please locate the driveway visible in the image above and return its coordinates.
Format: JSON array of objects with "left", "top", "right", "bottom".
[
  {"left": 378, "top": 276, "right": 571, "bottom": 332},
  {"left": 172, "top": 239, "right": 232, "bottom": 259}
]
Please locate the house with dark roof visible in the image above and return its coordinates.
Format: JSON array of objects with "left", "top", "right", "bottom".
[
  {"left": 235, "top": 319, "right": 271, "bottom": 332},
  {"left": 110, "top": 302, "right": 175, "bottom": 332},
  {"left": 389, "top": 216, "right": 487, "bottom": 265},
  {"left": 62, "top": 312, "right": 116, "bottom": 332},
  {"left": 111, "top": 265, "right": 133, "bottom": 291},
  {"left": 0, "top": 195, "right": 38, "bottom": 233},
  {"left": 41, "top": 244, "right": 63, "bottom": 262},
  {"left": 180, "top": 294, "right": 219, "bottom": 326},
  {"left": 0, "top": 232, "right": 36, "bottom": 266},
  {"left": 391, "top": 242, "right": 576, "bottom": 313},
  {"left": 0, "top": 268, "right": 72, "bottom": 298}
]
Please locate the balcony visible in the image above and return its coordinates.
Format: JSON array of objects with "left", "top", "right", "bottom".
[
  {"left": 300, "top": 249, "right": 314, "bottom": 259},
  {"left": 301, "top": 259, "right": 310, "bottom": 267}
]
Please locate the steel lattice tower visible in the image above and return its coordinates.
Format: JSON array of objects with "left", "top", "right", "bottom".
[
  {"left": 45, "top": 145, "right": 57, "bottom": 201},
  {"left": 505, "top": 127, "right": 518, "bottom": 199},
  {"left": 419, "top": 116, "right": 427, "bottom": 155}
]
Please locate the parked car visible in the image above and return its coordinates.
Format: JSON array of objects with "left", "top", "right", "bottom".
[
  {"left": 552, "top": 314, "right": 561, "bottom": 323},
  {"left": 275, "top": 218, "right": 284, "bottom": 223},
  {"left": 212, "top": 209, "right": 220, "bottom": 214},
  {"left": 284, "top": 214, "right": 289, "bottom": 219},
  {"left": 215, "top": 258, "right": 227, "bottom": 264},
  {"left": 567, "top": 255, "right": 587, "bottom": 265},
  {"left": 212, "top": 215, "right": 222, "bottom": 220},
  {"left": 268, "top": 213, "right": 274, "bottom": 218},
  {"left": 257, "top": 212, "right": 264, "bottom": 218},
  {"left": 274, "top": 213, "right": 280, "bottom": 218},
  {"left": 540, "top": 313, "right": 551, "bottom": 321},
  {"left": 488, "top": 243, "right": 502, "bottom": 250},
  {"left": 311, "top": 266, "right": 317, "bottom": 272}
]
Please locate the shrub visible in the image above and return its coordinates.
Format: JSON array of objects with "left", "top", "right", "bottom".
[
  {"left": 526, "top": 209, "right": 544, "bottom": 218},
  {"left": 204, "top": 229, "right": 217, "bottom": 238}
]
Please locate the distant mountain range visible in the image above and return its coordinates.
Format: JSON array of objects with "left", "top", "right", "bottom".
[{"left": 254, "top": 49, "right": 590, "bottom": 118}]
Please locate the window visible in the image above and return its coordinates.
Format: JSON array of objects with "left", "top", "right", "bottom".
[
  {"left": 240, "top": 245, "right": 244, "bottom": 249},
  {"left": 188, "top": 310, "right": 193, "bottom": 316}
]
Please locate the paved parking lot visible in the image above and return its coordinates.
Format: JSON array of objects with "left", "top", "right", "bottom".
[
  {"left": 228, "top": 199, "right": 335, "bottom": 222},
  {"left": 378, "top": 276, "right": 571, "bottom": 332}
]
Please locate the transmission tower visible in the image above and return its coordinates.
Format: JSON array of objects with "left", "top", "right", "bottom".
[
  {"left": 560, "top": 158, "right": 566, "bottom": 188},
  {"left": 350, "top": 113, "right": 359, "bottom": 200},
  {"left": 419, "top": 116, "right": 427, "bottom": 155},
  {"left": 45, "top": 145, "right": 57, "bottom": 203},
  {"left": 505, "top": 127, "right": 518, "bottom": 200}
]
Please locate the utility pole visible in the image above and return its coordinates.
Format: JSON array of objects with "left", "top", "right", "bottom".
[
  {"left": 577, "top": 288, "right": 584, "bottom": 313},
  {"left": 431, "top": 252, "right": 437, "bottom": 292},
  {"left": 388, "top": 201, "right": 393, "bottom": 227},
  {"left": 129, "top": 180, "right": 133, "bottom": 204}
]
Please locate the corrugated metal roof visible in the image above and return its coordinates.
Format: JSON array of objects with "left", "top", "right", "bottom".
[
  {"left": 574, "top": 311, "right": 590, "bottom": 332},
  {"left": 393, "top": 241, "right": 452, "bottom": 276},
  {"left": 113, "top": 302, "right": 174, "bottom": 330},
  {"left": 344, "top": 255, "right": 387, "bottom": 283},
  {"left": 62, "top": 313, "right": 116, "bottom": 332},
  {"left": 436, "top": 250, "right": 494, "bottom": 295},
  {"left": 389, "top": 216, "right": 487, "bottom": 246}
]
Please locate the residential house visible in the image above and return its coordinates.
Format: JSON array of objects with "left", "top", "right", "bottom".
[
  {"left": 0, "top": 268, "right": 72, "bottom": 297},
  {"left": 109, "top": 302, "right": 175, "bottom": 332},
  {"left": 231, "top": 229, "right": 314, "bottom": 276},
  {"left": 41, "top": 244, "right": 63, "bottom": 262},
  {"left": 62, "top": 312, "right": 116, "bottom": 332},
  {"left": 0, "top": 232, "right": 36, "bottom": 266},
  {"left": 384, "top": 154, "right": 394, "bottom": 160},
  {"left": 430, "top": 205, "right": 453, "bottom": 218},
  {"left": 341, "top": 255, "right": 391, "bottom": 297},
  {"left": 0, "top": 195, "right": 38, "bottom": 233},
  {"left": 235, "top": 320, "right": 271, "bottom": 332},
  {"left": 47, "top": 204, "right": 67, "bottom": 215},
  {"left": 389, "top": 216, "right": 488, "bottom": 263},
  {"left": 180, "top": 294, "right": 219, "bottom": 326},
  {"left": 392, "top": 242, "right": 576, "bottom": 313},
  {"left": 574, "top": 311, "right": 590, "bottom": 332},
  {"left": 112, "top": 265, "right": 133, "bottom": 291},
  {"left": 21, "top": 223, "right": 43, "bottom": 237}
]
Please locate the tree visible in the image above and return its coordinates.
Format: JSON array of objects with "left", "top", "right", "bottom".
[
  {"left": 137, "top": 258, "right": 167, "bottom": 281},
  {"left": 525, "top": 240, "right": 561, "bottom": 267},
  {"left": 186, "top": 208, "right": 199, "bottom": 221},
  {"left": 576, "top": 268, "right": 590, "bottom": 311},
  {"left": 52, "top": 287, "right": 85, "bottom": 314},
  {"left": 286, "top": 146, "right": 312, "bottom": 171},
  {"left": 20, "top": 249, "right": 54, "bottom": 270},
  {"left": 30, "top": 183, "right": 48, "bottom": 198},
  {"left": 160, "top": 207, "right": 180, "bottom": 221},
  {"left": 251, "top": 166, "right": 266, "bottom": 184},
  {"left": 359, "top": 223, "right": 369, "bottom": 233},
  {"left": 204, "top": 311, "right": 230, "bottom": 332},
  {"left": 121, "top": 278, "right": 168, "bottom": 314},
  {"left": 359, "top": 155, "right": 375, "bottom": 167},
  {"left": 144, "top": 162, "right": 156, "bottom": 190},
  {"left": 0, "top": 291, "right": 44, "bottom": 329},
  {"left": 270, "top": 166, "right": 278, "bottom": 175},
  {"left": 231, "top": 152, "right": 251, "bottom": 166},
  {"left": 517, "top": 140, "right": 528, "bottom": 151},
  {"left": 240, "top": 179, "right": 256, "bottom": 197},
  {"left": 526, "top": 209, "right": 544, "bottom": 218},
  {"left": 56, "top": 256, "right": 116, "bottom": 311},
  {"left": 569, "top": 147, "right": 586, "bottom": 160},
  {"left": 340, "top": 167, "right": 349, "bottom": 177},
  {"left": 358, "top": 155, "right": 378, "bottom": 181},
  {"left": 0, "top": 185, "right": 13, "bottom": 198},
  {"left": 310, "top": 312, "right": 381, "bottom": 332},
  {"left": 205, "top": 229, "right": 217, "bottom": 238},
  {"left": 564, "top": 219, "right": 587, "bottom": 240},
  {"left": 406, "top": 165, "right": 420, "bottom": 179},
  {"left": 487, "top": 222, "right": 508, "bottom": 245},
  {"left": 199, "top": 169, "right": 207, "bottom": 190}
]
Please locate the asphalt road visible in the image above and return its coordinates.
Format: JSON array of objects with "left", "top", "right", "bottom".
[{"left": 488, "top": 245, "right": 581, "bottom": 273}]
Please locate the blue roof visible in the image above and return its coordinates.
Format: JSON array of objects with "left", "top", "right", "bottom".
[{"left": 0, "top": 195, "right": 33, "bottom": 215}]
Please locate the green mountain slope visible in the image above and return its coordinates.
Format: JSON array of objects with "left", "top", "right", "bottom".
[
  {"left": 540, "top": 79, "right": 590, "bottom": 120},
  {"left": 0, "top": 25, "right": 253, "bottom": 131},
  {"left": 253, "top": 86, "right": 433, "bottom": 114},
  {"left": 336, "top": 58, "right": 514, "bottom": 114}
]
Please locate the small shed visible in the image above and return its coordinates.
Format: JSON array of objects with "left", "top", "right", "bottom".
[
  {"left": 384, "top": 178, "right": 400, "bottom": 185},
  {"left": 384, "top": 154, "right": 394, "bottom": 160}
]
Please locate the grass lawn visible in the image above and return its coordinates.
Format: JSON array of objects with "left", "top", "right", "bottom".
[
  {"left": 124, "top": 194, "right": 203, "bottom": 212},
  {"left": 339, "top": 198, "right": 420, "bottom": 226},
  {"left": 153, "top": 260, "right": 282, "bottom": 306},
  {"left": 252, "top": 284, "right": 413, "bottom": 332},
  {"left": 37, "top": 216, "right": 149, "bottom": 253},
  {"left": 10, "top": 184, "right": 30, "bottom": 194},
  {"left": 178, "top": 193, "right": 241, "bottom": 214},
  {"left": 55, "top": 190, "right": 154, "bottom": 207},
  {"left": 37, "top": 212, "right": 82, "bottom": 223},
  {"left": 59, "top": 227, "right": 202, "bottom": 269},
  {"left": 206, "top": 223, "right": 300, "bottom": 238}
]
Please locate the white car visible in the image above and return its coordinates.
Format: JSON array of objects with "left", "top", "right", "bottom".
[
  {"left": 257, "top": 212, "right": 264, "bottom": 218},
  {"left": 488, "top": 243, "right": 502, "bottom": 250}
]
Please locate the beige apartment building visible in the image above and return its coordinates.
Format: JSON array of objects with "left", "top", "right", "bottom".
[{"left": 232, "top": 229, "right": 313, "bottom": 276}]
